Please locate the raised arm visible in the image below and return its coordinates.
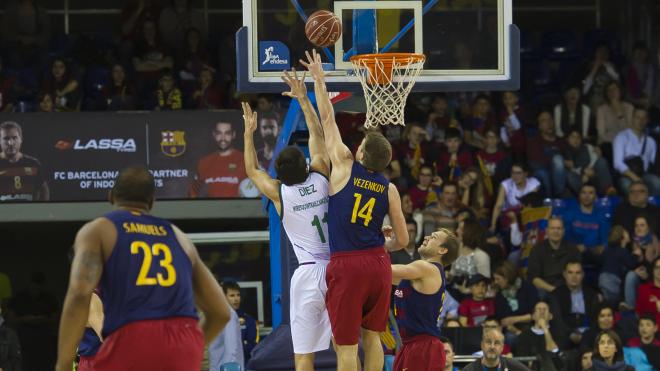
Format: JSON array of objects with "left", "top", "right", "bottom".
[
  {"left": 385, "top": 183, "right": 409, "bottom": 251},
  {"left": 392, "top": 260, "right": 428, "bottom": 285},
  {"left": 300, "top": 50, "right": 353, "bottom": 170},
  {"left": 281, "top": 69, "right": 330, "bottom": 176},
  {"left": 242, "top": 102, "right": 281, "bottom": 208}
]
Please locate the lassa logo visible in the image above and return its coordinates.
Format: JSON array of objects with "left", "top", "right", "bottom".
[{"left": 55, "top": 138, "right": 137, "bottom": 152}]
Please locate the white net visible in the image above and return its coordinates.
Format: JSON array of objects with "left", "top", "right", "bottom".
[{"left": 350, "top": 53, "right": 425, "bottom": 129}]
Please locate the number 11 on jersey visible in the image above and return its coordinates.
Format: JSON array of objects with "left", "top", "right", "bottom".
[{"left": 311, "top": 212, "right": 328, "bottom": 243}]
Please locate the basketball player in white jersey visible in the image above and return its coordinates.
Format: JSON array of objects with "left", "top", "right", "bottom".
[{"left": 242, "top": 68, "right": 332, "bottom": 371}]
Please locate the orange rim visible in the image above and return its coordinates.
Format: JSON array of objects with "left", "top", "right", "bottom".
[{"left": 350, "top": 53, "right": 425, "bottom": 84}]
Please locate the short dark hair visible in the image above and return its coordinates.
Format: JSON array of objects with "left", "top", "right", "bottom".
[
  {"left": 511, "top": 162, "right": 529, "bottom": 174},
  {"left": 112, "top": 165, "right": 155, "bottom": 205},
  {"left": 405, "top": 217, "right": 417, "bottom": 227},
  {"left": 159, "top": 68, "right": 175, "bottom": 80},
  {"left": 579, "top": 182, "right": 597, "bottom": 193},
  {"left": 439, "top": 228, "right": 460, "bottom": 266},
  {"left": 259, "top": 110, "right": 280, "bottom": 123},
  {"left": 639, "top": 313, "right": 657, "bottom": 326},
  {"left": 483, "top": 315, "right": 499, "bottom": 324},
  {"left": 441, "top": 181, "right": 458, "bottom": 193},
  {"left": 461, "top": 219, "right": 485, "bottom": 249},
  {"left": 275, "top": 146, "right": 308, "bottom": 186},
  {"left": 362, "top": 131, "right": 392, "bottom": 173},
  {"left": 221, "top": 281, "right": 240, "bottom": 294},
  {"left": 563, "top": 260, "right": 581, "bottom": 271},
  {"left": 0, "top": 121, "right": 23, "bottom": 137},
  {"left": 445, "top": 127, "right": 462, "bottom": 141}
]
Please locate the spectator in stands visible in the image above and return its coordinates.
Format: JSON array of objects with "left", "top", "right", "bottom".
[
  {"left": 589, "top": 330, "right": 634, "bottom": 371},
  {"left": 528, "top": 218, "right": 582, "bottom": 296},
  {"left": 223, "top": 281, "right": 258, "bottom": 364},
  {"left": 554, "top": 85, "right": 594, "bottom": 142},
  {"left": 120, "top": 0, "right": 162, "bottom": 44},
  {"left": 582, "top": 43, "right": 621, "bottom": 112},
  {"left": 580, "top": 303, "right": 619, "bottom": 352},
  {"left": 1, "top": 0, "right": 50, "bottom": 68},
  {"left": 562, "top": 129, "right": 615, "bottom": 196},
  {"left": 625, "top": 42, "right": 656, "bottom": 109},
  {"left": 636, "top": 255, "right": 660, "bottom": 327},
  {"left": 177, "top": 27, "right": 213, "bottom": 82},
  {"left": 0, "top": 304, "right": 21, "bottom": 371},
  {"left": 389, "top": 218, "right": 421, "bottom": 265},
  {"left": 209, "top": 282, "right": 245, "bottom": 370},
  {"left": 441, "top": 338, "right": 459, "bottom": 371},
  {"left": 633, "top": 215, "right": 660, "bottom": 268},
  {"left": 256, "top": 94, "right": 275, "bottom": 112},
  {"left": 458, "top": 167, "right": 486, "bottom": 214},
  {"left": 480, "top": 317, "right": 512, "bottom": 356},
  {"left": 396, "top": 122, "right": 430, "bottom": 188},
  {"left": 498, "top": 91, "right": 527, "bottom": 160},
  {"left": 463, "top": 94, "right": 496, "bottom": 149},
  {"left": 563, "top": 183, "right": 610, "bottom": 256},
  {"left": 493, "top": 261, "right": 538, "bottom": 335},
  {"left": 159, "top": 0, "right": 207, "bottom": 53},
  {"left": 100, "top": 64, "right": 136, "bottom": 111},
  {"left": 132, "top": 19, "right": 174, "bottom": 96},
  {"left": 256, "top": 111, "right": 280, "bottom": 170},
  {"left": 490, "top": 163, "right": 541, "bottom": 232},
  {"left": 425, "top": 93, "right": 458, "bottom": 143},
  {"left": 623, "top": 215, "right": 660, "bottom": 309},
  {"left": 527, "top": 110, "right": 566, "bottom": 198},
  {"left": 514, "top": 301, "right": 564, "bottom": 370},
  {"left": 424, "top": 182, "right": 461, "bottom": 229},
  {"left": 599, "top": 225, "right": 643, "bottom": 306},
  {"left": 151, "top": 69, "right": 182, "bottom": 110},
  {"left": 37, "top": 92, "right": 54, "bottom": 113},
  {"left": 462, "top": 328, "right": 528, "bottom": 371},
  {"left": 627, "top": 314, "right": 660, "bottom": 347},
  {"left": 582, "top": 350, "right": 594, "bottom": 370},
  {"left": 41, "top": 58, "right": 81, "bottom": 112},
  {"left": 612, "top": 180, "right": 660, "bottom": 236},
  {"left": 452, "top": 219, "right": 491, "bottom": 286},
  {"left": 189, "top": 120, "right": 246, "bottom": 198},
  {"left": 436, "top": 127, "right": 474, "bottom": 181},
  {"left": 550, "top": 261, "right": 600, "bottom": 347},
  {"left": 407, "top": 165, "right": 442, "bottom": 211},
  {"left": 190, "top": 67, "right": 223, "bottom": 109},
  {"left": 597, "top": 81, "right": 634, "bottom": 161},
  {"left": 476, "top": 126, "right": 510, "bottom": 203},
  {"left": 458, "top": 274, "right": 495, "bottom": 327},
  {"left": 613, "top": 106, "right": 660, "bottom": 195},
  {"left": 0, "top": 58, "right": 15, "bottom": 113}
]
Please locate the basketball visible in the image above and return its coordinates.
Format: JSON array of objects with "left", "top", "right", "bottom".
[{"left": 305, "top": 10, "right": 342, "bottom": 47}]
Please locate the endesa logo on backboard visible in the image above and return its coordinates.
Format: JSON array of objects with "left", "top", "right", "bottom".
[{"left": 259, "top": 41, "right": 290, "bottom": 71}]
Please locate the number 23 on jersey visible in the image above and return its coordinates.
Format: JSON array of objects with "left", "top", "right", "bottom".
[{"left": 131, "top": 241, "right": 177, "bottom": 287}]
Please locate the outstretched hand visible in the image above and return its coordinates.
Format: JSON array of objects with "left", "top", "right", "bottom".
[
  {"left": 299, "top": 49, "right": 326, "bottom": 80},
  {"left": 241, "top": 101, "right": 257, "bottom": 136},
  {"left": 281, "top": 68, "right": 307, "bottom": 99}
]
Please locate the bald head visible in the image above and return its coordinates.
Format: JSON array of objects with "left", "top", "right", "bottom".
[{"left": 111, "top": 165, "right": 155, "bottom": 208}]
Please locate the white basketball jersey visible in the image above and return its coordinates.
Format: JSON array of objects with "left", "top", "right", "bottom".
[{"left": 280, "top": 172, "right": 331, "bottom": 263}]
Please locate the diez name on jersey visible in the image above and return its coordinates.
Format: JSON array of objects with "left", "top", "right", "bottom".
[
  {"left": 298, "top": 184, "right": 317, "bottom": 197},
  {"left": 73, "top": 138, "right": 137, "bottom": 152}
]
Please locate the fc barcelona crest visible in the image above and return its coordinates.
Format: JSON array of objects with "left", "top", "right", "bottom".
[{"left": 161, "top": 131, "right": 186, "bottom": 157}]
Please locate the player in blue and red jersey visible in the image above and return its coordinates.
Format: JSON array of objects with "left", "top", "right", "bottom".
[
  {"left": 391, "top": 229, "right": 460, "bottom": 371},
  {"left": 302, "top": 49, "right": 409, "bottom": 371},
  {"left": 56, "top": 165, "right": 231, "bottom": 371}
]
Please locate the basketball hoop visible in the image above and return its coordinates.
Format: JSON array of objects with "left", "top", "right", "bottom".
[{"left": 350, "top": 53, "right": 425, "bottom": 128}]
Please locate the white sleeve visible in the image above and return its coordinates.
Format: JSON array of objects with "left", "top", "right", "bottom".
[
  {"left": 612, "top": 133, "right": 629, "bottom": 174},
  {"left": 510, "top": 222, "right": 523, "bottom": 247}
]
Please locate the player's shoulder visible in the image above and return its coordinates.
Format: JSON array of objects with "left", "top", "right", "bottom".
[{"left": 21, "top": 154, "right": 43, "bottom": 166}]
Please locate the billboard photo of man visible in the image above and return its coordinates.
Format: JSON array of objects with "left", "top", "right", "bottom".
[
  {"left": 256, "top": 111, "right": 280, "bottom": 170},
  {"left": 0, "top": 121, "right": 49, "bottom": 201},
  {"left": 189, "top": 121, "right": 246, "bottom": 198}
]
